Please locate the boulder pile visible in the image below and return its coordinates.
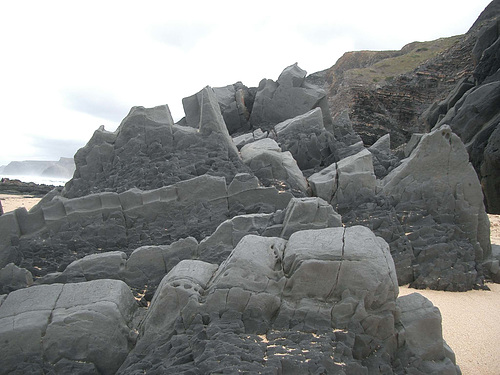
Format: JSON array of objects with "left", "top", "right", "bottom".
[{"left": 0, "top": 62, "right": 496, "bottom": 373}]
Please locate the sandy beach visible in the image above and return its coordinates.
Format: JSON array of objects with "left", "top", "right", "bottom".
[
  {"left": 1, "top": 194, "right": 499, "bottom": 374},
  {"left": 0, "top": 194, "right": 41, "bottom": 213}
]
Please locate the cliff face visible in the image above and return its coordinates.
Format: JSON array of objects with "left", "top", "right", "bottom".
[
  {"left": 308, "top": 1, "right": 500, "bottom": 212},
  {"left": 308, "top": 22, "right": 482, "bottom": 149}
]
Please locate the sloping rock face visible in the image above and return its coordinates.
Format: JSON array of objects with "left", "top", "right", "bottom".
[
  {"left": 118, "top": 228, "right": 458, "bottom": 374},
  {"left": 422, "top": 6, "right": 500, "bottom": 213},
  {"left": 345, "top": 125, "right": 491, "bottom": 290}
]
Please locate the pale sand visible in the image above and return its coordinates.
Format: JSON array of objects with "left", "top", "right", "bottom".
[
  {"left": 399, "top": 283, "right": 500, "bottom": 375},
  {"left": 0, "top": 194, "right": 42, "bottom": 213},
  {"left": 1, "top": 195, "right": 499, "bottom": 373}
]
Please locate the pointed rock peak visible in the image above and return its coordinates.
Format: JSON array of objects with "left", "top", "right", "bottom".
[
  {"left": 277, "top": 63, "right": 307, "bottom": 88},
  {"left": 369, "top": 133, "right": 391, "bottom": 153},
  {"left": 198, "top": 86, "right": 228, "bottom": 136},
  {"left": 120, "top": 104, "right": 174, "bottom": 127}
]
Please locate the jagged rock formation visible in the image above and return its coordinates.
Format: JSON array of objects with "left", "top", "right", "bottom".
[
  {"left": 422, "top": 2, "right": 500, "bottom": 213},
  {"left": 309, "top": 0, "right": 500, "bottom": 213},
  {"left": 2, "top": 5, "right": 500, "bottom": 371},
  {"left": 0, "top": 177, "right": 58, "bottom": 197},
  {"left": 63, "top": 98, "right": 247, "bottom": 199},
  {"left": 0, "top": 229, "right": 460, "bottom": 374},
  {"left": 30, "top": 196, "right": 340, "bottom": 297}
]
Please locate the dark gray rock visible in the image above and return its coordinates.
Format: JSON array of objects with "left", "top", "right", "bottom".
[
  {"left": 0, "top": 263, "right": 33, "bottom": 294},
  {"left": 0, "top": 280, "right": 138, "bottom": 375},
  {"left": 395, "top": 293, "right": 460, "bottom": 374},
  {"left": 308, "top": 148, "right": 376, "bottom": 210},
  {"left": 0, "top": 175, "right": 294, "bottom": 279},
  {"left": 63, "top": 102, "right": 247, "bottom": 199},
  {"left": 118, "top": 227, "right": 457, "bottom": 374},
  {"left": 240, "top": 138, "right": 309, "bottom": 194},
  {"left": 213, "top": 82, "right": 254, "bottom": 134},
  {"left": 422, "top": 19, "right": 500, "bottom": 214},
  {"left": 273, "top": 107, "right": 337, "bottom": 171},
  {"left": 368, "top": 134, "right": 401, "bottom": 178},
  {"left": 344, "top": 125, "right": 491, "bottom": 291},
  {"left": 249, "top": 63, "right": 332, "bottom": 132}
]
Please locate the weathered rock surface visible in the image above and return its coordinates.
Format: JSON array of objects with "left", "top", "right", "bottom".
[
  {"left": 0, "top": 262, "right": 33, "bottom": 294},
  {"left": 240, "top": 138, "right": 309, "bottom": 194},
  {"left": 3, "top": 7, "right": 500, "bottom": 371},
  {"left": 117, "top": 227, "right": 458, "bottom": 374},
  {"left": 250, "top": 63, "right": 333, "bottom": 132},
  {"left": 63, "top": 100, "right": 246, "bottom": 199},
  {"left": 34, "top": 197, "right": 340, "bottom": 298},
  {"left": 0, "top": 279, "right": 137, "bottom": 375},
  {"left": 309, "top": 148, "right": 376, "bottom": 209},
  {"left": 344, "top": 125, "right": 491, "bottom": 290},
  {"left": 0, "top": 174, "right": 293, "bottom": 278}
]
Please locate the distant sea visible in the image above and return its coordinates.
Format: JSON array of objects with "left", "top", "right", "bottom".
[{"left": 1, "top": 175, "right": 70, "bottom": 187}]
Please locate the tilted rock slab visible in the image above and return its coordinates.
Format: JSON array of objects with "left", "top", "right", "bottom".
[
  {"left": 240, "top": 138, "right": 309, "bottom": 193},
  {"left": 0, "top": 174, "right": 293, "bottom": 278}
]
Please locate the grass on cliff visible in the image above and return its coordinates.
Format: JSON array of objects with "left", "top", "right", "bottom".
[{"left": 346, "top": 35, "right": 462, "bottom": 85}]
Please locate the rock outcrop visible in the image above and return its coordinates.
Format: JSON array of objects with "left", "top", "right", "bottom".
[
  {"left": 2, "top": 6, "right": 500, "bottom": 370},
  {"left": 0, "top": 174, "right": 295, "bottom": 279},
  {"left": 423, "top": 11, "right": 500, "bottom": 213},
  {"left": 344, "top": 125, "right": 490, "bottom": 290},
  {"left": 118, "top": 227, "right": 458, "bottom": 374},
  {"left": 63, "top": 99, "right": 246, "bottom": 199}
]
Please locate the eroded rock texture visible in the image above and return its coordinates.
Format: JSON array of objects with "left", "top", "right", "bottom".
[
  {"left": 63, "top": 92, "right": 246, "bottom": 199},
  {"left": 0, "top": 279, "right": 137, "bottom": 375},
  {"left": 118, "top": 227, "right": 458, "bottom": 374},
  {"left": 1, "top": 14, "right": 499, "bottom": 369}
]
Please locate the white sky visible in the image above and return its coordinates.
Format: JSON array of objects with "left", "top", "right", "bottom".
[{"left": 0, "top": 0, "right": 492, "bottom": 166}]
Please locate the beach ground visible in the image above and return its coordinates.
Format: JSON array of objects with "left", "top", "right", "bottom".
[
  {"left": 0, "top": 194, "right": 42, "bottom": 213},
  {"left": 1, "top": 193, "right": 499, "bottom": 374}
]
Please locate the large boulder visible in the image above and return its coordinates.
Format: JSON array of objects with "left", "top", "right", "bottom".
[
  {"left": 381, "top": 125, "right": 491, "bottom": 264},
  {"left": 240, "top": 138, "right": 308, "bottom": 193},
  {"left": 0, "top": 280, "right": 137, "bottom": 375},
  {"left": 344, "top": 125, "right": 491, "bottom": 290},
  {"left": 273, "top": 107, "right": 337, "bottom": 171},
  {"left": 395, "top": 293, "right": 459, "bottom": 374},
  {"left": 249, "top": 63, "right": 333, "bottom": 132},
  {"left": 119, "top": 227, "right": 457, "bottom": 374}
]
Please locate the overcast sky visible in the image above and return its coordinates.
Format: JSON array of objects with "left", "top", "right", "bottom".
[{"left": 0, "top": 0, "right": 492, "bottom": 167}]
